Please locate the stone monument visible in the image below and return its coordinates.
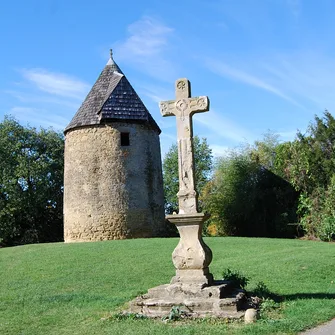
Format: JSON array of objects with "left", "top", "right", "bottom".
[
  {"left": 160, "top": 78, "right": 212, "bottom": 286},
  {"left": 129, "top": 79, "right": 247, "bottom": 318}
]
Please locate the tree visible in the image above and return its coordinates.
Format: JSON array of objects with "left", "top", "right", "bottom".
[
  {"left": 282, "top": 111, "right": 335, "bottom": 240},
  {"left": 202, "top": 135, "right": 299, "bottom": 237},
  {"left": 0, "top": 116, "right": 64, "bottom": 246},
  {"left": 162, "top": 136, "right": 213, "bottom": 214}
]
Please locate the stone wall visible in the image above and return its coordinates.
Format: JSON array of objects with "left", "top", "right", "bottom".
[{"left": 64, "top": 123, "right": 166, "bottom": 242}]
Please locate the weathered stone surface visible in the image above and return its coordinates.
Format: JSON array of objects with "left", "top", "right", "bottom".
[
  {"left": 167, "top": 213, "right": 213, "bottom": 285},
  {"left": 129, "top": 281, "right": 247, "bottom": 319},
  {"left": 64, "top": 123, "right": 166, "bottom": 242},
  {"left": 160, "top": 79, "right": 213, "bottom": 287},
  {"left": 127, "top": 78, "right": 248, "bottom": 320},
  {"left": 244, "top": 308, "right": 258, "bottom": 324},
  {"left": 159, "top": 78, "right": 209, "bottom": 215}
]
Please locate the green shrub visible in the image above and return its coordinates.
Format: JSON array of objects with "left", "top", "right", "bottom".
[
  {"left": 222, "top": 268, "right": 249, "bottom": 289},
  {"left": 297, "top": 175, "right": 335, "bottom": 241},
  {"left": 318, "top": 216, "right": 335, "bottom": 242},
  {"left": 253, "top": 281, "right": 271, "bottom": 299}
]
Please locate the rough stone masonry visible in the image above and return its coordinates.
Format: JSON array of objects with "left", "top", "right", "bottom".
[{"left": 63, "top": 51, "right": 166, "bottom": 242}]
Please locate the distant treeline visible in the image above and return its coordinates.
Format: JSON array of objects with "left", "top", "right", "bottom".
[{"left": 1, "top": 111, "right": 334, "bottom": 247}]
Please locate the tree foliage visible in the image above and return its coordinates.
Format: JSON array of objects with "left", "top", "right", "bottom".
[
  {"left": 163, "top": 111, "right": 335, "bottom": 241},
  {"left": 0, "top": 116, "right": 64, "bottom": 246},
  {"left": 162, "top": 136, "right": 213, "bottom": 214},
  {"left": 202, "top": 139, "right": 299, "bottom": 237},
  {"left": 281, "top": 111, "right": 335, "bottom": 240},
  {"left": 202, "top": 111, "right": 335, "bottom": 241}
]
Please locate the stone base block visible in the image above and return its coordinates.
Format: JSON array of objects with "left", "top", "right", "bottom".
[
  {"left": 128, "top": 280, "right": 247, "bottom": 319},
  {"left": 171, "top": 268, "right": 214, "bottom": 286}
]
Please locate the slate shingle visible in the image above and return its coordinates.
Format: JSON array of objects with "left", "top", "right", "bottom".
[{"left": 65, "top": 55, "right": 160, "bottom": 134}]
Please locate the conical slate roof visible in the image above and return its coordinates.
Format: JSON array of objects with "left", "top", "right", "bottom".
[{"left": 64, "top": 50, "right": 160, "bottom": 134}]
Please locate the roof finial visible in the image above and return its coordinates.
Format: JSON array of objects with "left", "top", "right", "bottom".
[
  {"left": 106, "top": 49, "right": 115, "bottom": 65},
  {"left": 106, "top": 48, "right": 123, "bottom": 74}
]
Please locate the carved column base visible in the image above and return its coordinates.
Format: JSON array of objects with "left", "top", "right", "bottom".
[
  {"left": 166, "top": 212, "right": 213, "bottom": 286},
  {"left": 171, "top": 268, "right": 213, "bottom": 286}
]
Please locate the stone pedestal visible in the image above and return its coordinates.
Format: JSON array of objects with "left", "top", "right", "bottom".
[
  {"left": 128, "top": 213, "right": 247, "bottom": 319},
  {"left": 167, "top": 213, "right": 213, "bottom": 286}
]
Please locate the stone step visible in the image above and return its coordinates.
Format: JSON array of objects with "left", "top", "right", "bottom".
[
  {"left": 128, "top": 282, "right": 247, "bottom": 319},
  {"left": 130, "top": 297, "right": 244, "bottom": 318},
  {"left": 146, "top": 281, "right": 244, "bottom": 300}
]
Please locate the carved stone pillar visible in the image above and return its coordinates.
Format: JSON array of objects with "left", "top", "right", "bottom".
[{"left": 167, "top": 213, "right": 213, "bottom": 286}]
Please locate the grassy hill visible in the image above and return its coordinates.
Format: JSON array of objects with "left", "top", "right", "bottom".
[{"left": 1, "top": 237, "right": 334, "bottom": 334}]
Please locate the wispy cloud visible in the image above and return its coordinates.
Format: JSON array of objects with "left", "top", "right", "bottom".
[
  {"left": 4, "top": 68, "right": 89, "bottom": 130},
  {"left": 278, "top": 130, "right": 298, "bottom": 141},
  {"left": 5, "top": 89, "right": 79, "bottom": 109},
  {"left": 9, "top": 107, "right": 69, "bottom": 129},
  {"left": 206, "top": 59, "right": 303, "bottom": 108},
  {"left": 286, "top": 0, "right": 302, "bottom": 17},
  {"left": 20, "top": 68, "right": 90, "bottom": 99},
  {"left": 210, "top": 144, "right": 231, "bottom": 157},
  {"left": 194, "top": 109, "right": 254, "bottom": 143},
  {"left": 160, "top": 132, "right": 176, "bottom": 141},
  {"left": 137, "top": 82, "right": 175, "bottom": 104},
  {"left": 118, "top": 16, "right": 173, "bottom": 57},
  {"left": 260, "top": 52, "right": 335, "bottom": 111},
  {"left": 114, "top": 16, "right": 177, "bottom": 81}
]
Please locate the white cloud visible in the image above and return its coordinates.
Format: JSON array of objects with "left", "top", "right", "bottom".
[
  {"left": 4, "top": 68, "right": 89, "bottom": 130},
  {"left": 5, "top": 89, "right": 79, "bottom": 109},
  {"left": 260, "top": 52, "right": 335, "bottom": 112},
  {"left": 206, "top": 59, "right": 303, "bottom": 108},
  {"left": 278, "top": 130, "right": 298, "bottom": 141},
  {"left": 160, "top": 132, "right": 176, "bottom": 141},
  {"left": 9, "top": 107, "right": 68, "bottom": 130},
  {"left": 120, "top": 16, "right": 173, "bottom": 57},
  {"left": 114, "top": 16, "right": 177, "bottom": 81},
  {"left": 135, "top": 81, "right": 174, "bottom": 104},
  {"left": 210, "top": 144, "right": 231, "bottom": 157},
  {"left": 194, "top": 109, "right": 253, "bottom": 143},
  {"left": 21, "top": 68, "right": 90, "bottom": 99}
]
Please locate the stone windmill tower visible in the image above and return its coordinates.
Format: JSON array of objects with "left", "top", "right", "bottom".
[{"left": 63, "top": 50, "right": 166, "bottom": 242}]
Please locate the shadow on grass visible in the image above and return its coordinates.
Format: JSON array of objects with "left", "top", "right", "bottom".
[
  {"left": 281, "top": 293, "right": 335, "bottom": 301},
  {"left": 247, "top": 291, "right": 335, "bottom": 303}
]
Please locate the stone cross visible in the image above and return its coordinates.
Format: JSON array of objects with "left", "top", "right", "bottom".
[{"left": 159, "top": 78, "right": 209, "bottom": 215}]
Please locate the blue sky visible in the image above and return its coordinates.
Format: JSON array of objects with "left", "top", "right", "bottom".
[{"left": 1, "top": 0, "right": 335, "bottom": 157}]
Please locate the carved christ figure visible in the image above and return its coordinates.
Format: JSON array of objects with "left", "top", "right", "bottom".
[{"left": 159, "top": 78, "right": 209, "bottom": 214}]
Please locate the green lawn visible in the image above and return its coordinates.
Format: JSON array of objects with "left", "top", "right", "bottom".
[{"left": 1, "top": 237, "right": 334, "bottom": 335}]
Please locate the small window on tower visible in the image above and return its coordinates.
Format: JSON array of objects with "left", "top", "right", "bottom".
[{"left": 121, "top": 132, "right": 130, "bottom": 146}]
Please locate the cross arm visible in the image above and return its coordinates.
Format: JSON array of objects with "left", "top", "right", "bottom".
[
  {"left": 159, "top": 100, "right": 176, "bottom": 117},
  {"left": 189, "top": 96, "right": 210, "bottom": 115}
]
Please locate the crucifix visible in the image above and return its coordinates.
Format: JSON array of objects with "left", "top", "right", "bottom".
[
  {"left": 159, "top": 78, "right": 210, "bottom": 215},
  {"left": 159, "top": 78, "right": 212, "bottom": 285}
]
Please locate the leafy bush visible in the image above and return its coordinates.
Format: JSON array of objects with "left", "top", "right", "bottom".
[
  {"left": 318, "top": 216, "right": 335, "bottom": 242},
  {"left": 253, "top": 281, "right": 271, "bottom": 299},
  {"left": 297, "top": 174, "right": 335, "bottom": 241},
  {"left": 222, "top": 268, "right": 249, "bottom": 289},
  {"left": 259, "top": 298, "right": 280, "bottom": 319},
  {"left": 285, "top": 112, "right": 335, "bottom": 241},
  {"left": 202, "top": 142, "right": 298, "bottom": 238}
]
